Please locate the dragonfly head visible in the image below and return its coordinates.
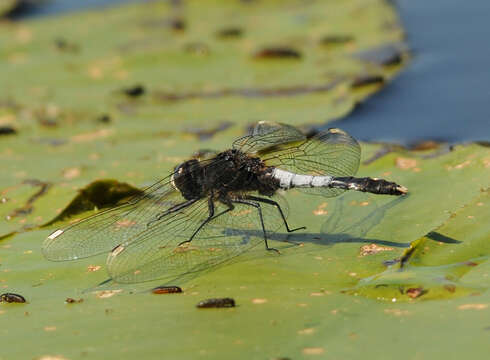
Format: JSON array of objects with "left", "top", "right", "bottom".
[{"left": 171, "top": 159, "right": 204, "bottom": 200}]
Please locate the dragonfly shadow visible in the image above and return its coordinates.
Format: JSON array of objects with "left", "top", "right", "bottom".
[{"left": 88, "top": 195, "right": 413, "bottom": 293}]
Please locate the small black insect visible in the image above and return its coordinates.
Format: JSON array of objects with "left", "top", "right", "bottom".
[
  {"left": 196, "top": 297, "right": 235, "bottom": 308},
  {"left": 0, "top": 293, "right": 26, "bottom": 303},
  {"left": 43, "top": 122, "right": 407, "bottom": 284}
]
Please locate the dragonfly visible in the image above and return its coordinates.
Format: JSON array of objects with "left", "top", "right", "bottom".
[{"left": 43, "top": 122, "right": 407, "bottom": 284}]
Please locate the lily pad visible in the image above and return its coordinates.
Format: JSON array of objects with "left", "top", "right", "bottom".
[{"left": 0, "top": 1, "right": 489, "bottom": 360}]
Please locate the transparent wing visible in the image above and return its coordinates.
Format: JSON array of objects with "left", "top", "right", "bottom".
[
  {"left": 233, "top": 121, "right": 306, "bottom": 154},
  {"left": 42, "top": 158, "right": 223, "bottom": 261},
  {"left": 257, "top": 127, "right": 361, "bottom": 198},
  {"left": 106, "top": 193, "right": 289, "bottom": 283}
]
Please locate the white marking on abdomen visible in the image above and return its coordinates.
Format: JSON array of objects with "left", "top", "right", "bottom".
[{"left": 271, "top": 168, "right": 332, "bottom": 189}]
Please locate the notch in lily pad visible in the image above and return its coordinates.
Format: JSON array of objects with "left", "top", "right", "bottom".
[{"left": 43, "top": 180, "right": 143, "bottom": 226}]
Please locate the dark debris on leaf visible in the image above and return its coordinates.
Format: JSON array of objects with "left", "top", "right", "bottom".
[
  {"left": 216, "top": 27, "right": 243, "bottom": 39},
  {"left": 320, "top": 34, "right": 354, "bottom": 45},
  {"left": 0, "top": 126, "right": 17, "bottom": 136},
  {"left": 196, "top": 297, "right": 235, "bottom": 308},
  {"left": 96, "top": 114, "right": 112, "bottom": 124},
  {"left": 444, "top": 284, "right": 456, "bottom": 293},
  {"left": 122, "top": 84, "right": 146, "bottom": 98},
  {"left": 65, "top": 297, "right": 84, "bottom": 304},
  {"left": 351, "top": 74, "right": 385, "bottom": 88},
  {"left": 170, "top": 17, "right": 186, "bottom": 31},
  {"left": 54, "top": 37, "right": 80, "bottom": 53},
  {"left": 254, "top": 47, "right": 302, "bottom": 60},
  {"left": 0, "top": 293, "right": 26, "bottom": 303},
  {"left": 152, "top": 286, "right": 183, "bottom": 294}
]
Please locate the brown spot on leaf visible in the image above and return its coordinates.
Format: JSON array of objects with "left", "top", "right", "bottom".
[
  {"left": 254, "top": 47, "right": 302, "bottom": 59},
  {"left": 298, "top": 328, "right": 315, "bottom": 335},
  {"left": 70, "top": 129, "right": 113, "bottom": 143},
  {"left": 95, "top": 290, "right": 122, "bottom": 299},
  {"left": 87, "top": 265, "right": 101, "bottom": 272},
  {"left": 62, "top": 167, "right": 81, "bottom": 180},
  {"left": 65, "top": 298, "right": 83, "bottom": 304},
  {"left": 88, "top": 66, "right": 103, "bottom": 79},
  {"left": 444, "top": 285, "right": 456, "bottom": 293},
  {"left": 458, "top": 303, "right": 488, "bottom": 310},
  {"left": 384, "top": 309, "right": 410, "bottom": 316},
  {"left": 395, "top": 157, "right": 417, "bottom": 170},
  {"left": 252, "top": 298, "right": 268, "bottom": 304},
  {"left": 302, "top": 347, "right": 325, "bottom": 355},
  {"left": 359, "top": 243, "right": 394, "bottom": 256},
  {"left": 313, "top": 202, "right": 328, "bottom": 215},
  {"left": 406, "top": 287, "right": 427, "bottom": 299},
  {"left": 15, "top": 27, "right": 33, "bottom": 44},
  {"left": 448, "top": 160, "right": 471, "bottom": 170},
  {"left": 411, "top": 140, "right": 441, "bottom": 151}
]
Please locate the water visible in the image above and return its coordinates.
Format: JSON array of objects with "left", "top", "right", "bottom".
[
  {"left": 325, "top": 0, "right": 490, "bottom": 145},
  {"left": 7, "top": 0, "right": 138, "bottom": 18}
]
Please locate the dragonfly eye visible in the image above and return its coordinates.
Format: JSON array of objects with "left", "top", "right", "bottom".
[{"left": 171, "top": 160, "right": 203, "bottom": 200}]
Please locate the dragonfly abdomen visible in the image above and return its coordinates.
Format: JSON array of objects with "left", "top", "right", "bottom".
[{"left": 271, "top": 168, "right": 407, "bottom": 196}]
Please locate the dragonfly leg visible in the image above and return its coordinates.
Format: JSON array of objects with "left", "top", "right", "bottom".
[
  {"left": 177, "top": 197, "right": 233, "bottom": 247},
  {"left": 146, "top": 198, "right": 198, "bottom": 228},
  {"left": 233, "top": 199, "right": 280, "bottom": 254},
  {"left": 243, "top": 195, "right": 306, "bottom": 233}
]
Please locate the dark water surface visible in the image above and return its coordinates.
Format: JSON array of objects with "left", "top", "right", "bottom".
[
  {"left": 8, "top": 0, "right": 139, "bottom": 18},
  {"left": 12, "top": 0, "right": 490, "bottom": 144},
  {"left": 326, "top": 0, "right": 490, "bottom": 145}
]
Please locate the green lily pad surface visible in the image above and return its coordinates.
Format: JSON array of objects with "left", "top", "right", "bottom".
[{"left": 0, "top": 1, "right": 488, "bottom": 359}]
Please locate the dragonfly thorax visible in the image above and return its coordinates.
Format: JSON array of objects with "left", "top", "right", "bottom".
[{"left": 172, "top": 150, "right": 280, "bottom": 200}]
